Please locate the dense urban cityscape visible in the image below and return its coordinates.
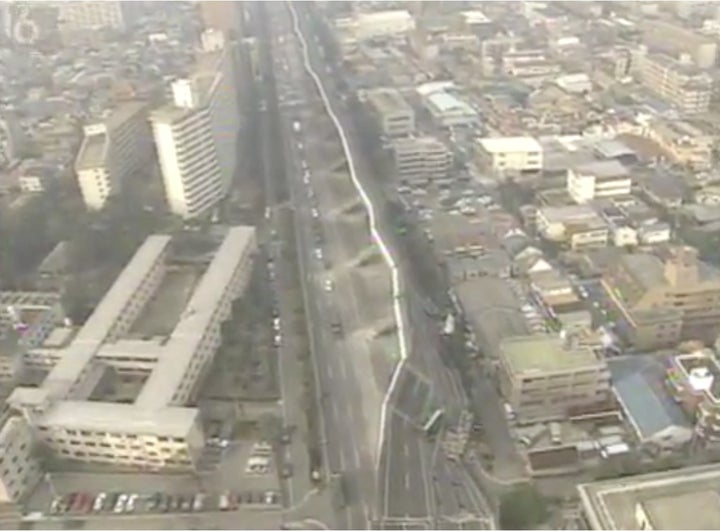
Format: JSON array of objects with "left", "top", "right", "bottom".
[{"left": 1, "top": 0, "right": 720, "bottom": 529}]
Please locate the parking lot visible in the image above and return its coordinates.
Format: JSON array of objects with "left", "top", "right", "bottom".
[{"left": 47, "top": 489, "right": 280, "bottom": 518}]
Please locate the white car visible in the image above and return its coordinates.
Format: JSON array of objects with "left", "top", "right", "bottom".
[
  {"left": 324, "top": 279, "right": 333, "bottom": 292},
  {"left": 274, "top": 333, "right": 282, "bottom": 346},
  {"left": 93, "top": 493, "right": 106, "bottom": 512},
  {"left": 311, "top": 208, "right": 319, "bottom": 219},
  {"left": 114, "top": 494, "right": 128, "bottom": 513},
  {"left": 125, "top": 494, "right": 138, "bottom": 513},
  {"left": 314, "top": 248, "right": 323, "bottom": 261},
  {"left": 273, "top": 317, "right": 281, "bottom": 331}
]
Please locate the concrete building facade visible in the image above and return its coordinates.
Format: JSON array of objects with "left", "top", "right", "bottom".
[
  {"left": 646, "top": 118, "right": 714, "bottom": 170},
  {"left": 637, "top": 51, "right": 712, "bottom": 114},
  {"left": 666, "top": 349, "right": 720, "bottom": 444},
  {"left": 602, "top": 247, "right": 720, "bottom": 350},
  {"left": 567, "top": 160, "right": 632, "bottom": 204},
  {"left": 8, "top": 226, "right": 256, "bottom": 471},
  {"left": 365, "top": 88, "right": 415, "bottom": 138},
  {"left": 151, "top": 36, "right": 238, "bottom": 219},
  {"left": 392, "top": 136, "right": 451, "bottom": 184},
  {"left": 476, "top": 136, "right": 543, "bottom": 174},
  {"left": 75, "top": 102, "right": 152, "bottom": 210},
  {"left": 0, "top": 417, "right": 41, "bottom": 503},
  {"left": 498, "top": 335, "right": 611, "bottom": 424}
]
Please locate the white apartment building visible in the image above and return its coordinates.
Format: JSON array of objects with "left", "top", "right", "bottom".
[
  {"left": 567, "top": 160, "right": 632, "bottom": 204},
  {"left": 8, "top": 227, "right": 256, "bottom": 471},
  {"left": 58, "top": 1, "right": 126, "bottom": 32},
  {"left": 0, "top": 417, "right": 41, "bottom": 503},
  {"left": 75, "top": 102, "right": 151, "bottom": 210},
  {"left": 392, "top": 136, "right": 452, "bottom": 184},
  {"left": 476, "top": 136, "right": 543, "bottom": 174},
  {"left": 151, "top": 38, "right": 238, "bottom": 219},
  {"left": 365, "top": 88, "right": 415, "bottom": 138}
]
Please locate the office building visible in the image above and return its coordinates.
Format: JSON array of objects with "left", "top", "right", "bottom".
[
  {"left": 666, "top": 349, "right": 720, "bottom": 443},
  {"left": 8, "top": 227, "right": 256, "bottom": 471},
  {"left": 365, "top": 88, "right": 415, "bottom": 138},
  {"left": 602, "top": 246, "right": 720, "bottom": 350},
  {"left": 0, "top": 417, "right": 41, "bottom": 503},
  {"left": 642, "top": 19, "right": 717, "bottom": 69},
  {"left": 151, "top": 36, "right": 238, "bottom": 219},
  {"left": 476, "top": 136, "right": 543, "bottom": 174},
  {"left": 636, "top": 50, "right": 712, "bottom": 114},
  {"left": 199, "top": 1, "right": 240, "bottom": 36},
  {"left": 58, "top": 1, "right": 125, "bottom": 32},
  {"left": 392, "top": 136, "right": 451, "bottom": 184},
  {"left": 567, "top": 160, "right": 632, "bottom": 204},
  {"left": 578, "top": 464, "right": 720, "bottom": 530},
  {"left": 75, "top": 102, "right": 152, "bottom": 210},
  {"left": 498, "top": 335, "right": 611, "bottom": 424}
]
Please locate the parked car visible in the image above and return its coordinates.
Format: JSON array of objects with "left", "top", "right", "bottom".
[
  {"left": 126, "top": 494, "right": 139, "bottom": 513},
  {"left": 92, "top": 493, "right": 107, "bottom": 512},
  {"left": 192, "top": 493, "right": 206, "bottom": 512},
  {"left": 114, "top": 494, "right": 128, "bottom": 513}
]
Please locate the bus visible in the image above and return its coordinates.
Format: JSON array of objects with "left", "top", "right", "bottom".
[
  {"left": 442, "top": 314, "right": 455, "bottom": 336},
  {"left": 423, "top": 409, "right": 444, "bottom": 437}
]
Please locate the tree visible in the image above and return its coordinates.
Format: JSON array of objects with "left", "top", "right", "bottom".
[{"left": 499, "top": 484, "right": 549, "bottom": 530}]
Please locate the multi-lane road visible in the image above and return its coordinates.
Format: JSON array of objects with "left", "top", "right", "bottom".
[{"left": 253, "top": 2, "right": 495, "bottom": 528}]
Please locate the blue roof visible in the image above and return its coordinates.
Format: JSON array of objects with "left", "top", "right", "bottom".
[{"left": 610, "top": 357, "right": 691, "bottom": 440}]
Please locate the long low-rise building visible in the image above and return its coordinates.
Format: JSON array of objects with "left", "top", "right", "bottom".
[{"left": 8, "top": 226, "right": 256, "bottom": 471}]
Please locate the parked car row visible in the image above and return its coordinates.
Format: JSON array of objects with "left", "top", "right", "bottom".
[{"left": 49, "top": 489, "right": 281, "bottom": 516}]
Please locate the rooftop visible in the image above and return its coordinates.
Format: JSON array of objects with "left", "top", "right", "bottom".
[
  {"left": 642, "top": 490, "right": 720, "bottom": 530},
  {"left": 675, "top": 350, "right": 720, "bottom": 401},
  {"left": 366, "top": 88, "right": 412, "bottom": 116},
  {"left": 500, "top": 334, "right": 603, "bottom": 376},
  {"left": 42, "top": 401, "right": 199, "bottom": 438},
  {"left": 573, "top": 159, "right": 629, "bottom": 180},
  {"left": 74, "top": 132, "right": 108, "bottom": 171},
  {"left": 135, "top": 226, "right": 255, "bottom": 408},
  {"left": 578, "top": 463, "right": 720, "bottom": 530},
  {"left": 426, "top": 91, "right": 476, "bottom": 116},
  {"left": 478, "top": 136, "right": 541, "bottom": 154},
  {"left": 609, "top": 355, "right": 691, "bottom": 441},
  {"left": 539, "top": 204, "right": 602, "bottom": 224}
]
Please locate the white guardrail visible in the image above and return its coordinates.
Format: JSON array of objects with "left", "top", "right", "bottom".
[{"left": 287, "top": 3, "right": 409, "bottom": 470}]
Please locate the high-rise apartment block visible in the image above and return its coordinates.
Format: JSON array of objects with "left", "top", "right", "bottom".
[
  {"left": 74, "top": 102, "right": 152, "bottom": 210},
  {"left": 151, "top": 32, "right": 238, "bottom": 219}
]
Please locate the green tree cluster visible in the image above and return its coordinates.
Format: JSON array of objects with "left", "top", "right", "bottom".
[{"left": 499, "top": 484, "right": 549, "bottom": 530}]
